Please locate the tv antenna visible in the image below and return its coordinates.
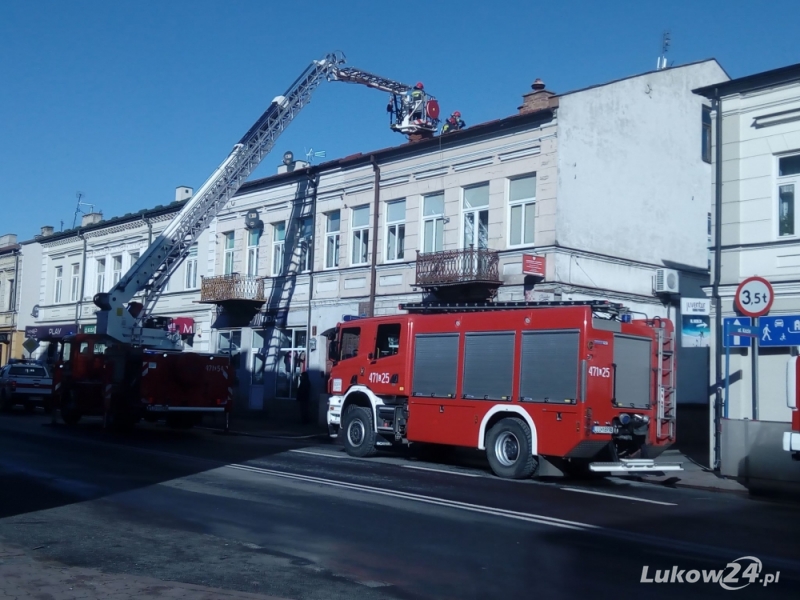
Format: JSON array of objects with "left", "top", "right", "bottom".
[
  {"left": 656, "top": 31, "right": 671, "bottom": 70},
  {"left": 72, "top": 191, "right": 96, "bottom": 228},
  {"left": 304, "top": 147, "right": 327, "bottom": 164}
]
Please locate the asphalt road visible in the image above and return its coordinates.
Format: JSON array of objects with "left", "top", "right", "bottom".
[{"left": 1, "top": 411, "right": 798, "bottom": 599}]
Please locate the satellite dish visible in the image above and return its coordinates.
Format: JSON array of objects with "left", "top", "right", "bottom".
[{"left": 283, "top": 151, "right": 294, "bottom": 166}]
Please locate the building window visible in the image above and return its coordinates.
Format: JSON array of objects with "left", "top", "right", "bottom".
[
  {"left": 702, "top": 106, "right": 712, "bottom": 164},
  {"left": 218, "top": 330, "right": 241, "bottom": 371},
  {"left": 351, "top": 205, "right": 370, "bottom": 265},
  {"left": 95, "top": 258, "right": 106, "bottom": 294},
  {"left": 422, "top": 193, "right": 444, "bottom": 253},
  {"left": 299, "top": 216, "right": 313, "bottom": 272},
  {"left": 54, "top": 266, "right": 63, "bottom": 303},
  {"left": 325, "top": 210, "right": 340, "bottom": 269},
  {"left": 185, "top": 244, "right": 198, "bottom": 289},
  {"left": 778, "top": 154, "right": 800, "bottom": 237},
  {"left": 272, "top": 222, "right": 286, "bottom": 276},
  {"left": 70, "top": 264, "right": 80, "bottom": 302},
  {"left": 247, "top": 230, "right": 260, "bottom": 277},
  {"left": 112, "top": 255, "right": 123, "bottom": 285},
  {"left": 223, "top": 232, "right": 235, "bottom": 275},
  {"left": 385, "top": 200, "right": 406, "bottom": 262},
  {"left": 129, "top": 251, "right": 140, "bottom": 269},
  {"left": 252, "top": 330, "right": 267, "bottom": 385},
  {"left": 463, "top": 183, "right": 489, "bottom": 249},
  {"left": 275, "top": 328, "right": 307, "bottom": 399},
  {"left": 508, "top": 174, "right": 536, "bottom": 247}
]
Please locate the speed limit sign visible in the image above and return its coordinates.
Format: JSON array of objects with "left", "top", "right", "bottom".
[{"left": 734, "top": 276, "right": 774, "bottom": 317}]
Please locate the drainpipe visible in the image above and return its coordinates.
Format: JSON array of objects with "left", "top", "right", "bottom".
[
  {"left": 305, "top": 168, "right": 319, "bottom": 370},
  {"left": 368, "top": 156, "right": 380, "bottom": 317},
  {"left": 711, "top": 93, "right": 723, "bottom": 471},
  {"left": 74, "top": 231, "right": 88, "bottom": 329},
  {"left": 143, "top": 215, "right": 153, "bottom": 245}
]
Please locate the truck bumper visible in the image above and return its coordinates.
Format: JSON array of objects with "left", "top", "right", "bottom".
[
  {"left": 589, "top": 459, "right": 683, "bottom": 473},
  {"left": 783, "top": 431, "right": 800, "bottom": 453}
]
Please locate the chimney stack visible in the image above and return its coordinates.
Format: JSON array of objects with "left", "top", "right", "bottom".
[
  {"left": 0, "top": 234, "right": 17, "bottom": 247},
  {"left": 175, "top": 186, "right": 193, "bottom": 202},
  {"left": 40, "top": 226, "right": 54, "bottom": 237},
  {"left": 81, "top": 212, "right": 103, "bottom": 227},
  {"left": 518, "top": 78, "right": 558, "bottom": 115}
]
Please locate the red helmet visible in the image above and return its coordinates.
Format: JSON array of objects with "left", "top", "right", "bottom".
[
  {"left": 453, "top": 111, "right": 461, "bottom": 117},
  {"left": 415, "top": 82, "right": 424, "bottom": 89}
]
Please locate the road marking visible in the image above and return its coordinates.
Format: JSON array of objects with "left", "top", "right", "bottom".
[
  {"left": 561, "top": 487, "right": 677, "bottom": 506},
  {"left": 289, "top": 449, "right": 348, "bottom": 459},
  {"left": 403, "top": 464, "right": 481, "bottom": 478},
  {"left": 227, "top": 463, "right": 598, "bottom": 531}
]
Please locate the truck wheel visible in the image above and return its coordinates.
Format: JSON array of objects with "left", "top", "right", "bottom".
[
  {"left": 485, "top": 418, "right": 537, "bottom": 479},
  {"left": 342, "top": 405, "right": 377, "bottom": 458}
]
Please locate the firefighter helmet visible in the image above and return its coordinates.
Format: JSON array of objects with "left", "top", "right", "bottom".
[
  {"left": 415, "top": 82, "right": 424, "bottom": 89},
  {"left": 453, "top": 111, "right": 461, "bottom": 117}
]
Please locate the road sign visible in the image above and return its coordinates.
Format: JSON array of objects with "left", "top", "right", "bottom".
[
  {"left": 723, "top": 317, "right": 753, "bottom": 347},
  {"left": 22, "top": 338, "right": 39, "bottom": 355},
  {"left": 734, "top": 276, "right": 774, "bottom": 317},
  {"left": 756, "top": 315, "right": 800, "bottom": 347}
]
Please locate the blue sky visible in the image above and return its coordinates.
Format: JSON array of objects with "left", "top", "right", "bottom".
[{"left": 1, "top": 0, "right": 796, "bottom": 240}]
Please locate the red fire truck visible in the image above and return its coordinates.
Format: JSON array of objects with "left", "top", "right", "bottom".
[
  {"left": 783, "top": 356, "right": 800, "bottom": 459},
  {"left": 52, "top": 333, "right": 233, "bottom": 430},
  {"left": 326, "top": 300, "right": 683, "bottom": 478}
]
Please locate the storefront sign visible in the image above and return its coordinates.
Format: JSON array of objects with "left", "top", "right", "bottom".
[
  {"left": 24, "top": 324, "right": 77, "bottom": 339},
  {"left": 681, "top": 298, "right": 711, "bottom": 348},
  {"left": 168, "top": 317, "right": 195, "bottom": 335}
]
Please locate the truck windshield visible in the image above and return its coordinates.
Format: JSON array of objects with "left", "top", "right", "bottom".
[{"left": 339, "top": 327, "right": 361, "bottom": 360}]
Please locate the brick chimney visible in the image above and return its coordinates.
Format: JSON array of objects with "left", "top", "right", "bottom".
[
  {"left": 40, "top": 226, "right": 54, "bottom": 237},
  {"left": 518, "top": 78, "right": 558, "bottom": 114}
]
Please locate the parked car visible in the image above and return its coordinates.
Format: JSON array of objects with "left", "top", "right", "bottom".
[{"left": 0, "top": 362, "right": 53, "bottom": 412}]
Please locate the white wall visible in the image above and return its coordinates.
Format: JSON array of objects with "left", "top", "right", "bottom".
[{"left": 556, "top": 60, "right": 728, "bottom": 269}]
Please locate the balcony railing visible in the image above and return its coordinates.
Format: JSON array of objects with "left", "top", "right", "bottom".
[
  {"left": 200, "top": 274, "right": 265, "bottom": 303},
  {"left": 415, "top": 248, "right": 500, "bottom": 288}
]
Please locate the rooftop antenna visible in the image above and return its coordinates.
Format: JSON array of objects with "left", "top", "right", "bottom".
[
  {"left": 304, "top": 147, "right": 327, "bottom": 164},
  {"left": 72, "top": 191, "right": 96, "bottom": 228},
  {"left": 657, "top": 30, "right": 671, "bottom": 71}
]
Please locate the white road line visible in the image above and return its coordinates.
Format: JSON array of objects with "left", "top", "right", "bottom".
[
  {"left": 561, "top": 487, "right": 677, "bottom": 506},
  {"left": 289, "top": 449, "right": 348, "bottom": 459},
  {"left": 227, "top": 463, "right": 599, "bottom": 531},
  {"left": 403, "top": 464, "right": 481, "bottom": 478}
]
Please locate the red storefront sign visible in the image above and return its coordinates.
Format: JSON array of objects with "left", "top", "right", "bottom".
[
  {"left": 168, "top": 317, "right": 195, "bottom": 335},
  {"left": 522, "top": 254, "right": 546, "bottom": 278}
]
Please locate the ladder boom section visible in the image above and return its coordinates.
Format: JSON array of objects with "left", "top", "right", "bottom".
[
  {"left": 330, "top": 66, "right": 413, "bottom": 96},
  {"left": 95, "top": 52, "right": 345, "bottom": 345}
]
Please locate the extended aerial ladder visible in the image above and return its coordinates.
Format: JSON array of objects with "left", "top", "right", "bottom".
[{"left": 94, "top": 52, "right": 439, "bottom": 349}]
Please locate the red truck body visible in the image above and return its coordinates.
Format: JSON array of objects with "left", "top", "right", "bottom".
[
  {"left": 52, "top": 334, "right": 232, "bottom": 429},
  {"left": 328, "top": 301, "right": 677, "bottom": 477}
]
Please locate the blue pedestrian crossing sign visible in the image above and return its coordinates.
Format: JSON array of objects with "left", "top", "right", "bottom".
[
  {"left": 757, "top": 315, "right": 800, "bottom": 347},
  {"left": 723, "top": 317, "right": 752, "bottom": 347}
]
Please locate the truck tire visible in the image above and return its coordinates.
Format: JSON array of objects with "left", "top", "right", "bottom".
[
  {"left": 485, "top": 417, "right": 537, "bottom": 479},
  {"left": 341, "top": 405, "right": 377, "bottom": 458}
]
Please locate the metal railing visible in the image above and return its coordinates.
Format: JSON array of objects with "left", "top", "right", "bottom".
[
  {"left": 415, "top": 248, "right": 500, "bottom": 287},
  {"left": 200, "top": 274, "right": 265, "bottom": 303}
]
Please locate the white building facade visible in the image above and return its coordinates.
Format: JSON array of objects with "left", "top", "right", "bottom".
[
  {"left": 206, "top": 60, "right": 728, "bottom": 424},
  {"left": 696, "top": 63, "right": 800, "bottom": 491},
  {"left": 17, "top": 189, "right": 214, "bottom": 362}
]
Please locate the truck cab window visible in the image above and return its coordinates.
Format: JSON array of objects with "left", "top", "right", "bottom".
[
  {"left": 340, "top": 327, "right": 361, "bottom": 360},
  {"left": 375, "top": 324, "right": 401, "bottom": 358}
]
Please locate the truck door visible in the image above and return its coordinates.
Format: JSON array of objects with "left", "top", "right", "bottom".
[{"left": 366, "top": 323, "right": 405, "bottom": 394}]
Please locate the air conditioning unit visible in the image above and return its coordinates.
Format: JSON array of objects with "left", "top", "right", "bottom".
[{"left": 654, "top": 268, "right": 680, "bottom": 294}]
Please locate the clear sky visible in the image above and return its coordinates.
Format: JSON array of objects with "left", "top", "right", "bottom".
[{"left": 0, "top": 0, "right": 796, "bottom": 240}]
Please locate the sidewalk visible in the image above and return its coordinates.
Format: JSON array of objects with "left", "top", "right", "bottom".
[
  {"left": 0, "top": 541, "right": 288, "bottom": 600},
  {"left": 641, "top": 449, "right": 749, "bottom": 494}
]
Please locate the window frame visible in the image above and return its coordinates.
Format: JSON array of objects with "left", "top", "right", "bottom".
[
  {"left": 54, "top": 266, "right": 63, "bottom": 304},
  {"left": 69, "top": 263, "right": 80, "bottom": 302},
  {"left": 507, "top": 174, "right": 537, "bottom": 248},
  {"left": 223, "top": 231, "right": 235, "bottom": 275},
  {"left": 272, "top": 222, "right": 286, "bottom": 276},
  {"left": 299, "top": 216, "right": 313, "bottom": 273},
  {"left": 702, "top": 105, "right": 712, "bottom": 164},
  {"left": 385, "top": 199, "right": 406, "bottom": 263},
  {"left": 422, "top": 192, "right": 445, "bottom": 254},
  {"left": 325, "top": 210, "right": 341, "bottom": 270},
  {"left": 461, "top": 182, "right": 490, "bottom": 250},
  {"left": 185, "top": 244, "right": 198, "bottom": 290},
  {"left": 247, "top": 229, "right": 260, "bottom": 277},
  {"left": 351, "top": 205, "right": 370, "bottom": 266},
  {"left": 111, "top": 255, "right": 123, "bottom": 286},
  {"left": 777, "top": 153, "right": 800, "bottom": 239},
  {"left": 95, "top": 258, "right": 106, "bottom": 294}
]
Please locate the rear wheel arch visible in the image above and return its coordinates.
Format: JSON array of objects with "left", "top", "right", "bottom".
[{"left": 478, "top": 406, "right": 538, "bottom": 455}]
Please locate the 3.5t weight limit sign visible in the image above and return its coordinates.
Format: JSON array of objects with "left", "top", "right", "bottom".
[{"left": 735, "top": 276, "right": 774, "bottom": 318}]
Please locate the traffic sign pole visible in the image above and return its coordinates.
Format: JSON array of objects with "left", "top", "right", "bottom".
[
  {"left": 725, "top": 321, "right": 730, "bottom": 418},
  {"left": 752, "top": 317, "right": 759, "bottom": 420}
]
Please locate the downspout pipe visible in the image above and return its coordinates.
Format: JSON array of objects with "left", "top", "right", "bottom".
[
  {"left": 74, "top": 232, "right": 88, "bottom": 329},
  {"left": 711, "top": 93, "right": 723, "bottom": 471},
  {"left": 368, "top": 156, "right": 380, "bottom": 317},
  {"left": 305, "top": 167, "right": 319, "bottom": 374}
]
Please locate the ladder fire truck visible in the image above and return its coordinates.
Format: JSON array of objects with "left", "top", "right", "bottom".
[
  {"left": 52, "top": 52, "right": 441, "bottom": 430},
  {"left": 326, "top": 301, "right": 683, "bottom": 478},
  {"left": 783, "top": 357, "right": 800, "bottom": 459}
]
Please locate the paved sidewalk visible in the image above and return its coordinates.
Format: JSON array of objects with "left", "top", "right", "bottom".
[
  {"left": 0, "top": 541, "right": 288, "bottom": 600},
  {"left": 643, "top": 449, "right": 749, "bottom": 493}
]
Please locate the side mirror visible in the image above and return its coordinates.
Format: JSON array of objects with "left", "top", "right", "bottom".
[{"left": 368, "top": 352, "right": 374, "bottom": 360}]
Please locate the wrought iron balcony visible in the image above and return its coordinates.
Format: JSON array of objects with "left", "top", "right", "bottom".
[
  {"left": 415, "top": 247, "right": 500, "bottom": 289},
  {"left": 199, "top": 274, "right": 265, "bottom": 304}
]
